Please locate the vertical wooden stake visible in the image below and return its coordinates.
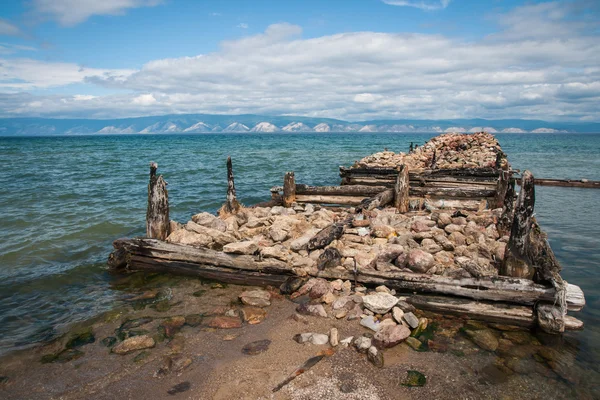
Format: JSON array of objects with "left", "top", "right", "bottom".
[
  {"left": 497, "top": 176, "right": 515, "bottom": 236},
  {"left": 394, "top": 165, "right": 409, "bottom": 213},
  {"left": 493, "top": 163, "right": 510, "bottom": 209},
  {"left": 223, "top": 156, "right": 241, "bottom": 214},
  {"left": 283, "top": 172, "right": 296, "bottom": 208},
  {"left": 501, "top": 170, "right": 535, "bottom": 279},
  {"left": 146, "top": 162, "right": 170, "bottom": 240}
]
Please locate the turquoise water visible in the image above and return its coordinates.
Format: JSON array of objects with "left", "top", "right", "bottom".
[{"left": 0, "top": 133, "right": 599, "bottom": 370}]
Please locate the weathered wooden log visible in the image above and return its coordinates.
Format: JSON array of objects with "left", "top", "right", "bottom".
[
  {"left": 250, "top": 198, "right": 283, "bottom": 208},
  {"left": 409, "top": 187, "right": 496, "bottom": 198},
  {"left": 295, "top": 194, "right": 365, "bottom": 206},
  {"left": 306, "top": 220, "right": 349, "bottom": 251},
  {"left": 295, "top": 184, "right": 386, "bottom": 196},
  {"left": 358, "top": 189, "right": 394, "bottom": 211},
  {"left": 493, "top": 163, "right": 510, "bottom": 209},
  {"left": 536, "top": 303, "right": 566, "bottom": 334},
  {"left": 342, "top": 176, "right": 497, "bottom": 187},
  {"left": 394, "top": 165, "right": 409, "bottom": 213},
  {"left": 406, "top": 295, "right": 582, "bottom": 331},
  {"left": 514, "top": 177, "right": 600, "bottom": 189},
  {"left": 283, "top": 172, "right": 296, "bottom": 208},
  {"left": 110, "top": 238, "right": 585, "bottom": 311},
  {"left": 222, "top": 156, "right": 242, "bottom": 215},
  {"left": 146, "top": 163, "right": 170, "bottom": 240},
  {"left": 497, "top": 175, "right": 516, "bottom": 236},
  {"left": 416, "top": 198, "right": 487, "bottom": 211},
  {"left": 502, "top": 170, "right": 535, "bottom": 279}
]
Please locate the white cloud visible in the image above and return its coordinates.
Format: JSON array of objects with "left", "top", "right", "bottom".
[
  {"left": 382, "top": 0, "right": 451, "bottom": 11},
  {"left": 0, "top": 58, "right": 134, "bottom": 90},
  {"left": 132, "top": 93, "right": 157, "bottom": 105},
  {"left": 237, "top": 23, "right": 249, "bottom": 29},
  {"left": 1, "top": 3, "right": 599, "bottom": 121},
  {"left": 30, "top": 0, "right": 163, "bottom": 26},
  {"left": 0, "top": 19, "right": 22, "bottom": 36}
]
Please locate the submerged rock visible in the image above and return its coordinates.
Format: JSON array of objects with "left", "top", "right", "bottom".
[
  {"left": 402, "top": 370, "right": 427, "bottom": 387},
  {"left": 208, "top": 316, "right": 242, "bottom": 329},
  {"left": 239, "top": 289, "right": 271, "bottom": 307},
  {"left": 465, "top": 329, "right": 499, "bottom": 351},
  {"left": 241, "top": 307, "right": 267, "bottom": 324},
  {"left": 112, "top": 335, "right": 155, "bottom": 355},
  {"left": 242, "top": 339, "right": 271, "bottom": 355}
]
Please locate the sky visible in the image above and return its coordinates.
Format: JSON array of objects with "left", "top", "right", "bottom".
[{"left": 0, "top": 0, "right": 598, "bottom": 121}]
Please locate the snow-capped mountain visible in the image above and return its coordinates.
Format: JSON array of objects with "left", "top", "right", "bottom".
[
  {"left": 445, "top": 127, "right": 467, "bottom": 133},
  {"left": 97, "top": 125, "right": 136, "bottom": 134},
  {"left": 250, "top": 122, "right": 278, "bottom": 132},
  {"left": 183, "top": 122, "right": 211, "bottom": 133},
  {"left": 222, "top": 122, "right": 250, "bottom": 132},
  {"left": 140, "top": 122, "right": 181, "bottom": 134},
  {"left": 531, "top": 128, "right": 566, "bottom": 133},
  {"left": 501, "top": 128, "right": 527, "bottom": 133},
  {"left": 282, "top": 122, "right": 312, "bottom": 132},
  {"left": 359, "top": 125, "right": 378, "bottom": 132},
  {"left": 313, "top": 123, "right": 330, "bottom": 132}
]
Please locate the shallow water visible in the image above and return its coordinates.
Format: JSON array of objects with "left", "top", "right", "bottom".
[{"left": 0, "top": 132, "right": 598, "bottom": 377}]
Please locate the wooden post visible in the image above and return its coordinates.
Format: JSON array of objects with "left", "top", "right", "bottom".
[
  {"left": 394, "top": 165, "right": 409, "bottom": 213},
  {"left": 222, "top": 156, "right": 241, "bottom": 214},
  {"left": 493, "top": 163, "right": 510, "bottom": 209},
  {"left": 497, "top": 175, "right": 515, "bottom": 235},
  {"left": 501, "top": 170, "right": 535, "bottom": 279},
  {"left": 283, "top": 172, "right": 296, "bottom": 208},
  {"left": 146, "top": 162, "right": 169, "bottom": 240}
]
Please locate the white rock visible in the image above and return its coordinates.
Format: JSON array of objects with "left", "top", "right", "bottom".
[
  {"left": 362, "top": 292, "right": 398, "bottom": 314},
  {"left": 360, "top": 316, "right": 380, "bottom": 332},
  {"left": 340, "top": 336, "right": 354, "bottom": 347},
  {"left": 223, "top": 241, "right": 258, "bottom": 255},
  {"left": 392, "top": 307, "right": 405, "bottom": 324},
  {"left": 329, "top": 328, "right": 339, "bottom": 347},
  {"left": 309, "top": 333, "right": 330, "bottom": 345}
]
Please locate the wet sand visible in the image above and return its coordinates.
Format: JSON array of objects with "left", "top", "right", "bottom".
[{"left": 0, "top": 274, "right": 597, "bottom": 400}]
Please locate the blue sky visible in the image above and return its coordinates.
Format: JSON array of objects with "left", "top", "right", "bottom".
[{"left": 0, "top": 0, "right": 598, "bottom": 121}]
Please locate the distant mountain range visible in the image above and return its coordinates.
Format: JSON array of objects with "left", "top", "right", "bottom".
[{"left": 0, "top": 114, "right": 598, "bottom": 136}]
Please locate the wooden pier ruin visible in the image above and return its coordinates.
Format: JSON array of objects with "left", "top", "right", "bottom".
[{"left": 109, "top": 132, "right": 587, "bottom": 334}]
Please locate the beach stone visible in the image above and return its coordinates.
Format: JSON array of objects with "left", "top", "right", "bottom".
[
  {"left": 166, "top": 229, "right": 213, "bottom": 247},
  {"left": 375, "top": 285, "right": 391, "bottom": 293},
  {"left": 290, "top": 229, "right": 321, "bottom": 251},
  {"left": 65, "top": 329, "right": 95, "bottom": 349},
  {"left": 406, "top": 249, "right": 435, "bottom": 273},
  {"left": 167, "top": 382, "right": 191, "bottom": 395},
  {"left": 241, "top": 307, "right": 267, "bottom": 325},
  {"left": 448, "top": 231, "right": 467, "bottom": 246},
  {"left": 321, "top": 292, "right": 336, "bottom": 304},
  {"left": 354, "top": 336, "right": 372, "bottom": 353},
  {"left": 329, "top": 328, "right": 339, "bottom": 346},
  {"left": 437, "top": 213, "right": 452, "bottom": 228},
  {"left": 362, "top": 292, "right": 398, "bottom": 314},
  {"left": 395, "top": 300, "right": 416, "bottom": 313},
  {"left": 296, "top": 303, "right": 328, "bottom": 318},
  {"left": 208, "top": 316, "right": 242, "bottom": 329},
  {"left": 308, "top": 278, "right": 332, "bottom": 299},
  {"left": 269, "top": 224, "right": 289, "bottom": 242},
  {"left": 455, "top": 256, "right": 497, "bottom": 277},
  {"left": 332, "top": 296, "right": 353, "bottom": 310},
  {"left": 373, "top": 324, "right": 411, "bottom": 348},
  {"left": 411, "top": 317, "right": 429, "bottom": 337},
  {"left": 377, "top": 244, "right": 405, "bottom": 263},
  {"left": 260, "top": 245, "right": 289, "bottom": 261},
  {"left": 405, "top": 337, "right": 422, "bottom": 350},
  {"left": 112, "top": 335, "right": 155, "bottom": 355},
  {"left": 185, "top": 314, "right": 203, "bottom": 327},
  {"left": 223, "top": 241, "right": 258, "bottom": 255},
  {"left": 309, "top": 333, "right": 330, "bottom": 345},
  {"left": 465, "top": 329, "right": 499, "bottom": 351},
  {"left": 402, "top": 370, "right": 427, "bottom": 387},
  {"left": 368, "top": 346, "right": 384, "bottom": 368},
  {"left": 330, "top": 279, "right": 344, "bottom": 291},
  {"left": 239, "top": 289, "right": 271, "bottom": 307},
  {"left": 355, "top": 251, "right": 377, "bottom": 269},
  {"left": 160, "top": 316, "right": 186, "bottom": 338},
  {"left": 392, "top": 307, "right": 404, "bottom": 324},
  {"left": 372, "top": 225, "right": 396, "bottom": 238},
  {"left": 444, "top": 224, "right": 463, "bottom": 234},
  {"left": 340, "top": 336, "right": 354, "bottom": 347},
  {"left": 360, "top": 316, "right": 381, "bottom": 332},
  {"left": 411, "top": 220, "right": 431, "bottom": 233},
  {"left": 191, "top": 212, "right": 227, "bottom": 232},
  {"left": 403, "top": 312, "right": 419, "bottom": 329},
  {"left": 241, "top": 339, "right": 271, "bottom": 355},
  {"left": 186, "top": 221, "right": 236, "bottom": 246}
]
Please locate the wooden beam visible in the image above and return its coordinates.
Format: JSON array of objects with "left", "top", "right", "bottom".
[
  {"left": 394, "top": 165, "right": 409, "bottom": 213},
  {"left": 283, "top": 172, "right": 296, "bottom": 208},
  {"left": 295, "top": 194, "right": 365, "bottom": 205},
  {"left": 295, "top": 184, "right": 386, "bottom": 196},
  {"left": 146, "top": 162, "right": 169, "bottom": 240}
]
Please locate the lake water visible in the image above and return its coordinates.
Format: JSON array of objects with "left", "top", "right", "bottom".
[{"left": 0, "top": 133, "right": 598, "bottom": 383}]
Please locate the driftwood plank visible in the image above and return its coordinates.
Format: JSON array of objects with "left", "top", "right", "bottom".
[
  {"left": 295, "top": 195, "right": 366, "bottom": 206},
  {"left": 283, "top": 172, "right": 296, "bottom": 208},
  {"left": 394, "top": 165, "right": 409, "bottom": 213}
]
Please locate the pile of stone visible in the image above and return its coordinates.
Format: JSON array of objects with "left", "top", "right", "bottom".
[
  {"left": 289, "top": 277, "right": 429, "bottom": 367},
  {"left": 354, "top": 132, "right": 504, "bottom": 170},
  {"left": 166, "top": 202, "right": 506, "bottom": 280}
]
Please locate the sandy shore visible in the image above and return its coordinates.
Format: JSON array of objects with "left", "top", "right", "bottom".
[{"left": 0, "top": 274, "right": 596, "bottom": 400}]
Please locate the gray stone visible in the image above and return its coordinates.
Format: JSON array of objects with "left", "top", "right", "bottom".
[
  {"left": 367, "top": 346, "right": 384, "bottom": 368},
  {"left": 402, "top": 312, "right": 419, "bottom": 329},
  {"left": 362, "top": 292, "right": 398, "bottom": 314},
  {"left": 223, "top": 241, "right": 258, "bottom": 255},
  {"left": 296, "top": 303, "right": 328, "bottom": 318},
  {"left": 360, "top": 316, "right": 380, "bottom": 332},
  {"left": 354, "top": 336, "right": 372, "bottom": 353},
  {"left": 239, "top": 290, "right": 271, "bottom": 307}
]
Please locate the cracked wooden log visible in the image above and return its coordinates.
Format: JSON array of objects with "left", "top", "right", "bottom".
[
  {"left": 146, "top": 162, "right": 170, "bottom": 240},
  {"left": 283, "top": 172, "right": 296, "bottom": 208},
  {"left": 394, "top": 165, "right": 409, "bottom": 213},
  {"left": 108, "top": 238, "right": 585, "bottom": 312},
  {"left": 221, "top": 156, "right": 241, "bottom": 215},
  {"left": 493, "top": 163, "right": 510, "bottom": 209},
  {"left": 357, "top": 189, "right": 394, "bottom": 211},
  {"left": 406, "top": 295, "right": 582, "bottom": 331},
  {"left": 502, "top": 170, "right": 535, "bottom": 279},
  {"left": 497, "top": 175, "right": 516, "bottom": 236},
  {"left": 306, "top": 218, "right": 351, "bottom": 251}
]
